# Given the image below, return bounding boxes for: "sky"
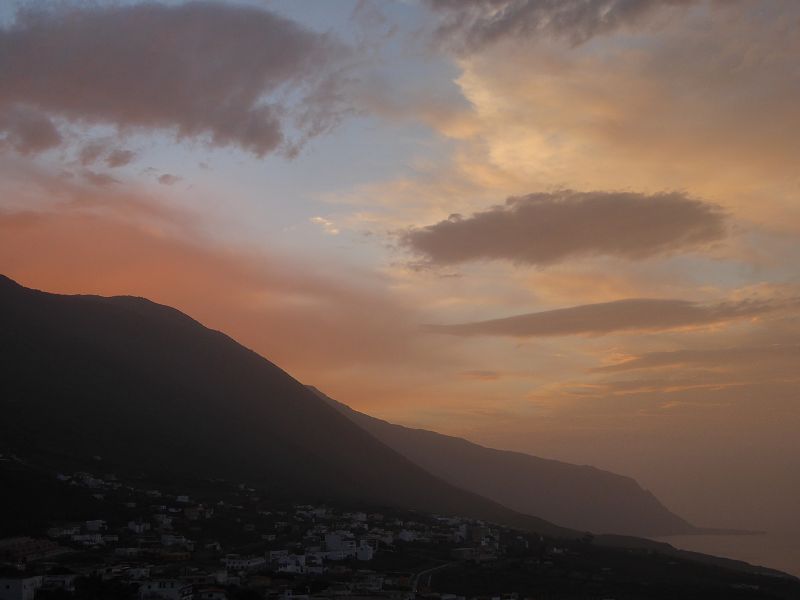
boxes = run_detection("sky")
[1,0,799,534]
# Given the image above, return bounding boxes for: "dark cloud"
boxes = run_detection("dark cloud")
[82,170,119,187]
[401,190,726,266]
[78,142,106,166]
[424,297,788,338]
[0,2,349,157]
[158,174,181,186]
[106,148,136,168]
[0,105,62,154]
[426,0,699,51]
[78,141,135,168]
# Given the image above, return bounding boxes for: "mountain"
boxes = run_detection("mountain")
[0,275,575,538]
[316,389,696,536]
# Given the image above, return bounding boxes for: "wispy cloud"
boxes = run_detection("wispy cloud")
[310,216,340,235]
[594,343,800,373]
[425,297,792,338]
[158,173,181,186]
[426,0,701,51]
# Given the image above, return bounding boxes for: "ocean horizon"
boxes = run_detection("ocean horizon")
[657,531,800,579]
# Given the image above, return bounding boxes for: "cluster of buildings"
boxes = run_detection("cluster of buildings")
[0,466,529,600]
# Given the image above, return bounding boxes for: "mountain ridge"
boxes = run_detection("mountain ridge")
[0,274,576,538]
[312,387,697,537]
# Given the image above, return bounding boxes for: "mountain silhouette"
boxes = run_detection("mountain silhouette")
[314,388,696,536]
[0,275,575,537]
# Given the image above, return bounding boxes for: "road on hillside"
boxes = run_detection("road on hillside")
[411,561,455,592]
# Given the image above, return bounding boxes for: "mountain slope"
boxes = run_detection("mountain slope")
[316,389,695,536]
[0,275,575,537]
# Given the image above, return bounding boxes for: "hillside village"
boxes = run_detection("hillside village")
[0,456,530,600]
[2,454,798,600]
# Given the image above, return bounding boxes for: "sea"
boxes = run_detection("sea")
[656,531,800,578]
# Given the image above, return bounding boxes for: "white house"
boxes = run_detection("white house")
[397,530,416,542]
[324,533,356,557]
[223,554,266,572]
[43,574,79,592]
[276,554,306,574]
[128,521,151,534]
[160,534,190,548]
[84,519,107,532]
[356,542,374,561]
[268,549,288,563]
[47,523,81,538]
[125,567,151,581]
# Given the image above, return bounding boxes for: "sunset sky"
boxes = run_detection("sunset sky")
[1,0,799,533]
